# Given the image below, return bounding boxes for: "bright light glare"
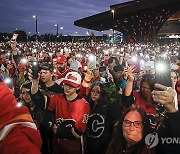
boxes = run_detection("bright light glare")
[132,56,137,62]
[104,50,109,55]
[76,53,82,58]
[33,62,38,66]
[140,59,145,64]
[4,78,11,84]
[88,54,95,62]
[155,62,166,72]
[140,53,143,57]
[111,48,114,52]
[145,54,149,59]
[32,49,37,53]
[84,66,87,71]
[21,58,28,64]
[17,102,22,107]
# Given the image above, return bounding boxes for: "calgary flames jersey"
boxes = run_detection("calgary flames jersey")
[47,94,90,133]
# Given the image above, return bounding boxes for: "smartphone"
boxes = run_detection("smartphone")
[133,62,140,73]
[88,54,96,70]
[11,33,18,42]
[32,61,39,79]
[155,59,172,87]
[128,61,140,73]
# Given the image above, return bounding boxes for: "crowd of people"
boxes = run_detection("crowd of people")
[0,39,179,154]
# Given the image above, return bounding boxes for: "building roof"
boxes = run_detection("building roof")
[74,0,180,42]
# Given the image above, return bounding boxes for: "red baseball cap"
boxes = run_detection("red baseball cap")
[57,55,67,64]
[62,72,81,88]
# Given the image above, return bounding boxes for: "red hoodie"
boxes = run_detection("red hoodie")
[0,82,42,154]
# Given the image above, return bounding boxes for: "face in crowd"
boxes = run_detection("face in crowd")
[90,85,101,103]
[57,62,67,73]
[21,87,31,103]
[140,82,152,100]
[122,111,144,146]
[40,69,53,83]
[140,75,154,101]
[92,68,99,79]
[63,83,78,97]
[171,71,178,85]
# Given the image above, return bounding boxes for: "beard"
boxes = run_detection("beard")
[58,66,65,73]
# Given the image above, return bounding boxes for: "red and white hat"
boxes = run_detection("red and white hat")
[62,72,81,88]
[57,55,67,64]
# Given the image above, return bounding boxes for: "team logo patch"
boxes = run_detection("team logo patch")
[87,113,105,138]
[56,118,76,127]
[67,74,77,81]
[82,114,89,124]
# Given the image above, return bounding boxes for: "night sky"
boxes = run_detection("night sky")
[0,0,129,35]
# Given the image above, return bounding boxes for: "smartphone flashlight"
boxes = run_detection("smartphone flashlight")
[32,61,38,66]
[84,66,87,71]
[155,59,172,87]
[21,58,28,64]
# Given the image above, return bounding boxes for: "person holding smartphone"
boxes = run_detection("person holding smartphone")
[122,66,157,127]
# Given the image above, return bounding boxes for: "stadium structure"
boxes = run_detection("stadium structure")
[74,0,180,42]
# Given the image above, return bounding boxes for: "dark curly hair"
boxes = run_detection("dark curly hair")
[86,81,108,109]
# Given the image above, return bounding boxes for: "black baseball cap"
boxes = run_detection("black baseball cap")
[113,65,124,72]
[40,63,54,72]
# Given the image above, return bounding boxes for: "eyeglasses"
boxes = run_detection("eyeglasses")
[123,120,143,128]
[63,83,75,89]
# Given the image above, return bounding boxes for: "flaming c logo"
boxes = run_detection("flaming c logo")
[67,74,77,81]
[145,132,159,149]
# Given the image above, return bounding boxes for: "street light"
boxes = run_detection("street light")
[55,24,59,36]
[32,15,38,41]
[27,32,31,41]
[60,27,63,42]
[60,27,63,35]
[111,10,115,43]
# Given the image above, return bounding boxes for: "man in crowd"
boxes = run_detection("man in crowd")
[39,63,63,95]
[54,55,70,79]
[31,71,90,154]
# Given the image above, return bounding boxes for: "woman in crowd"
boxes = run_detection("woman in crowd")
[106,106,154,154]
[123,66,157,127]
[106,83,180,154]
[84,81,114,154]
[20,81,36,117]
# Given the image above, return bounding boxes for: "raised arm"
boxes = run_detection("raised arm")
[124,66,135,96]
